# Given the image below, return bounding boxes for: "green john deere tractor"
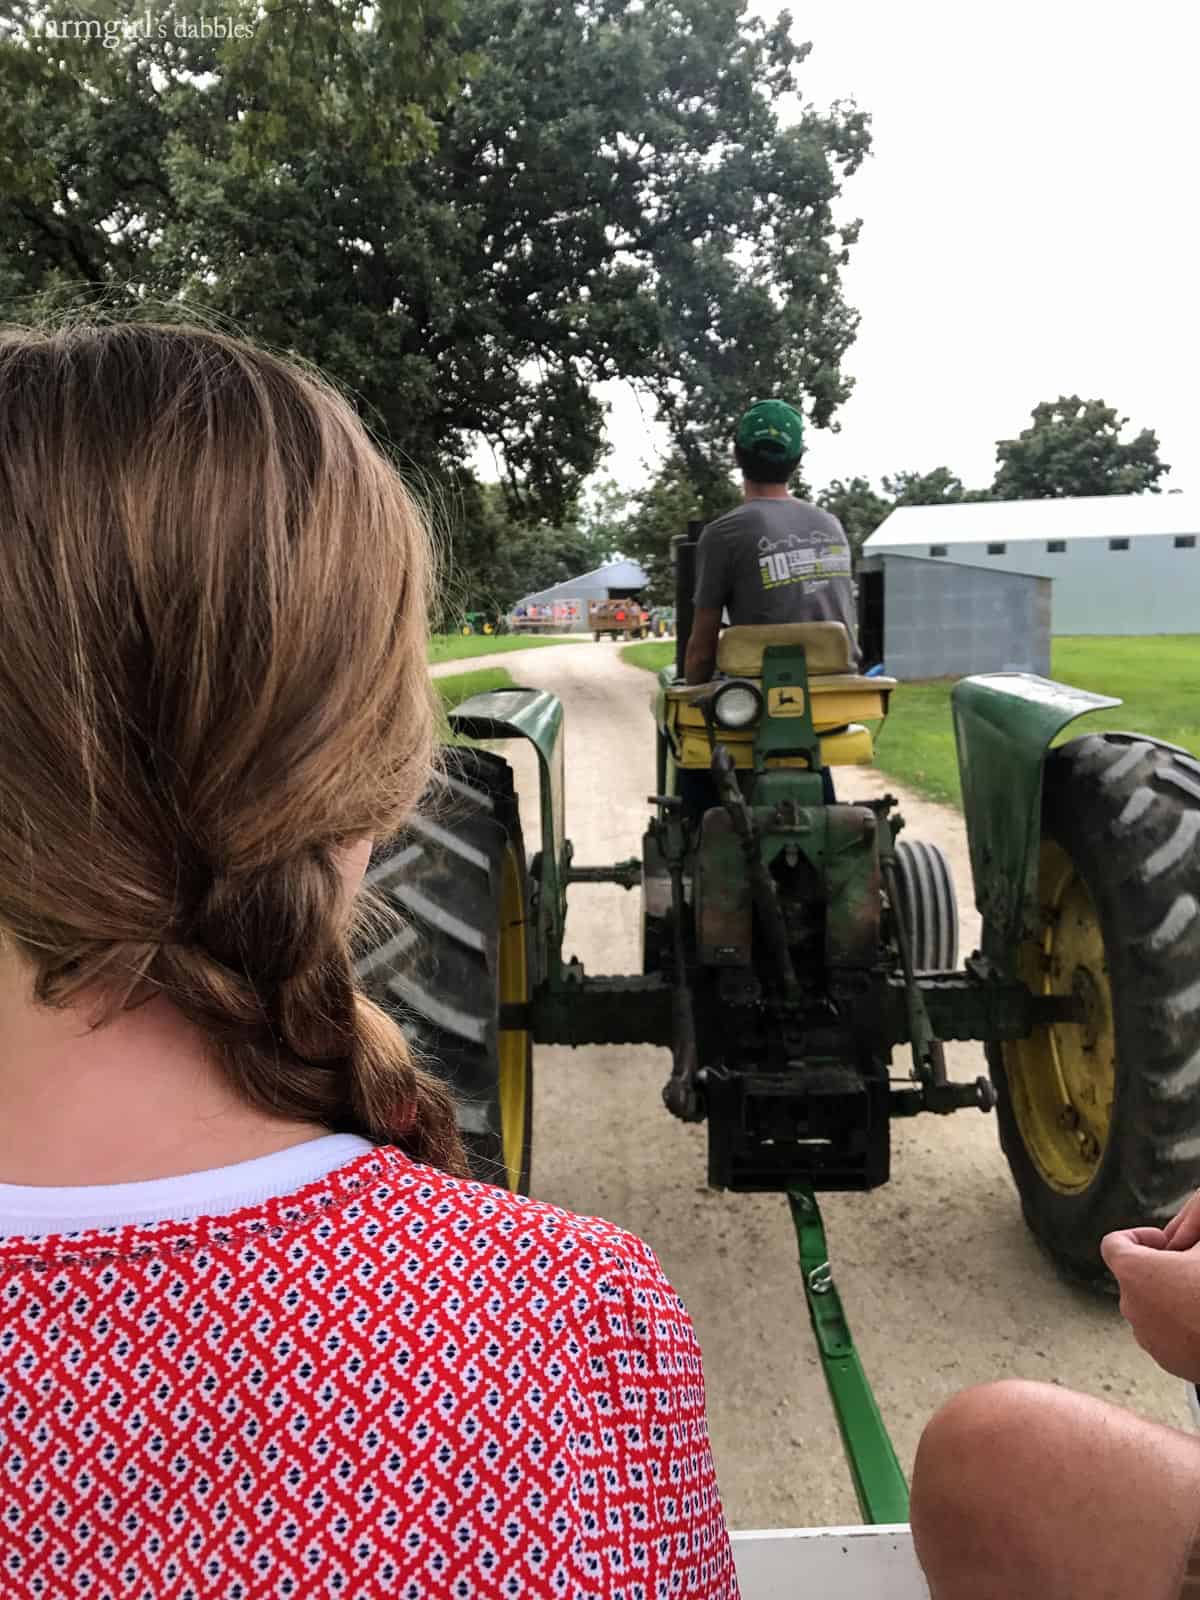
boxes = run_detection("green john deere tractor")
[458,609,508,636]
[355,529,1200,1517]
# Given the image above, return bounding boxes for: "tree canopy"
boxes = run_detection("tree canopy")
[815,477,892,558]
[882,467,975,506]
[993,396,1169,499]
[446,482,616,619]
[611,454,740,601]
[0,0,869,523]
[5,6,1170,604]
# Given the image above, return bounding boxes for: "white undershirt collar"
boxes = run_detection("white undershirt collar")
[0,1133,375,1239]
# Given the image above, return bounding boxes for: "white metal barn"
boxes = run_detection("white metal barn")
[863,493,1200,635]
[512,558,649,633]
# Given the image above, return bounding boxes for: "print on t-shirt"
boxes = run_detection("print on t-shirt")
[757,534,853,591]
[694,497,859,658]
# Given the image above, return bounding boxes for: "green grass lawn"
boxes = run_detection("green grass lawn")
[621,634,1200,809]
[428,633,580,664]
[436,665,516,707]
[620,640,675,673]
[435,666,515,742]
[874,636,1200,808]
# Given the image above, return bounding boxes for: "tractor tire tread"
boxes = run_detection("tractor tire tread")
[353,747,532,1191]
[990,731,1200,1285]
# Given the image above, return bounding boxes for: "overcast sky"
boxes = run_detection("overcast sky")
[594,0,1198,498]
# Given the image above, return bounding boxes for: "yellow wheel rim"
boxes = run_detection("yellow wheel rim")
[461,624,473,635]
[497,843,530,1191]
[483,623,494,634]
[1006,840,1115,1194]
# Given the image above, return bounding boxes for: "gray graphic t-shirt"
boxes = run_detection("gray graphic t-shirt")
[694,497,859,661]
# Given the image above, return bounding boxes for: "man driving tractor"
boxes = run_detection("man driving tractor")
[684,398,859,685]
[680,399,858,813]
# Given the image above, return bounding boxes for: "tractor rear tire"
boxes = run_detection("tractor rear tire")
[988,733,1200,1289]
[893,838,959,971]
[354,747,533,1194]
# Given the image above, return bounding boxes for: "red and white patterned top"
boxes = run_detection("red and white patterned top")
[0,1147,738,1599]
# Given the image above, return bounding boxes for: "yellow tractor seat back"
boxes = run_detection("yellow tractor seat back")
[665,675,894,733]
[661,620,894,771]
[716,621,853,678]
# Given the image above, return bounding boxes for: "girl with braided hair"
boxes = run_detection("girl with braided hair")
[0,324,736,1599]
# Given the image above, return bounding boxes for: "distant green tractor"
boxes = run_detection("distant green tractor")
[457,610,507,637]
[356,527,1200,1523]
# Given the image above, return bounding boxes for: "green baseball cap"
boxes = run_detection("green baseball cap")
[735,399,804,459]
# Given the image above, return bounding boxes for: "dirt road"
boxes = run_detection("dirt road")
[438,639,1189,1530]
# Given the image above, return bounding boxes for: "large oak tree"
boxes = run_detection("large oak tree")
[0,0,869,526]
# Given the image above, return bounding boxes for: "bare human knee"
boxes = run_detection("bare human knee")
[915,1379,1055,1490]
[913,1380,1200,1600]
[911,1380,1063,1580]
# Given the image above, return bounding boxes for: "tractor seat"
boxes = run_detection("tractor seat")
[716,622,853,678]
[661,621,894,765]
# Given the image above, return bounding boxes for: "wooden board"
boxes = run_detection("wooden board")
[731,1524,930,1599]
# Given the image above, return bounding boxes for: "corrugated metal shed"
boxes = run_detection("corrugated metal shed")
[859,553,1051,678]
[865,493,1198,547]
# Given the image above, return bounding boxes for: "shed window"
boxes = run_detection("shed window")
[1047,540,1067,554]
[929,544,947,557]
[1109,538,1130,551]
[986,543,1006,556]
[1175,535,1196,550]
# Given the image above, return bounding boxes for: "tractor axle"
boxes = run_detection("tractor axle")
[514,966,1080,1049]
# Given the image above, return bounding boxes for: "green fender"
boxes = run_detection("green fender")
[951,673,1120,970]
[448,687,567,983]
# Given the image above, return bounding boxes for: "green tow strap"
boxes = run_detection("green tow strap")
[788,1185,911,1524]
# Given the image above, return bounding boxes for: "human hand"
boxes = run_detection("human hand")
[1162,1190,1200,1252]
[1101,1227,1200,1382]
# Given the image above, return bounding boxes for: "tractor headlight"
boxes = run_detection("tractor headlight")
[712,680,762,729]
